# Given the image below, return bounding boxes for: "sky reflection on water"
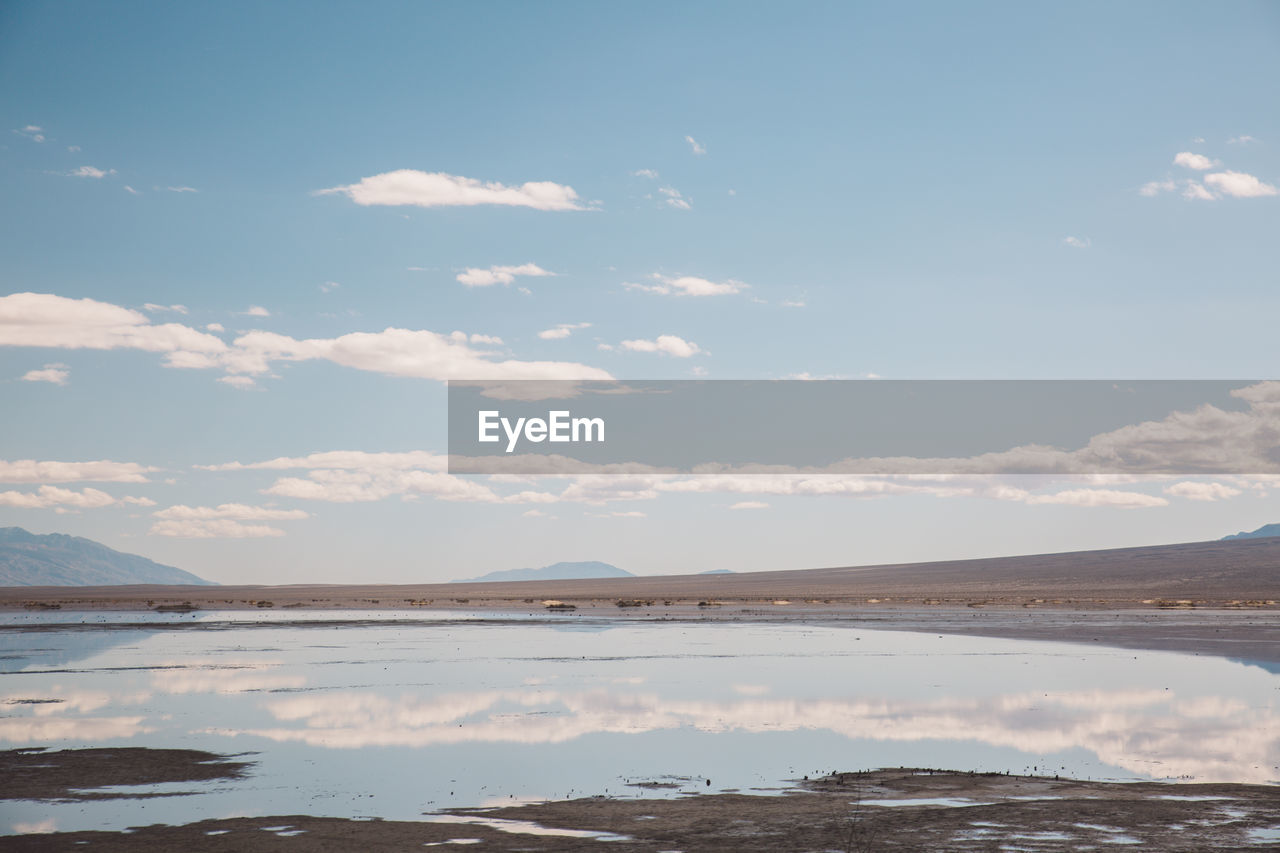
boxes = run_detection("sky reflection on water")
[1,611,1276,834]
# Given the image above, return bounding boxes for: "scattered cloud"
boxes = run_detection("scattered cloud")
[538,322,591,340]
[1021,488,1168,508]
[730,501,769,510]
[243,305,271,317]
[780,299,806,308]
[620,335,702,357]
[1227,135,1257,145]
[632,169,659,179]
[14,125,45,143]
[142,303,188,314]
[1203,170,1277,198]
[1164,481,1242,502]
[456,263,554,287]
[217,375,256,388]
[20,364,68,385]
[1062,236,1091,249]
[165,186,198,193]
[315,170,587,211]
[150,518,289,538]
[1139,179,1176,197]
[658,186,691,210]
[153,503,309,521]
[319,281,340,293]
[625,273,747,297]
[206,323,225,332]
[124,185,140,195]
[1182,181,1216,201]
[685,135,706,155]
[522,509,554,518]
[0,292,611,385]
[68,166,116,179]
[0,485,139,510]
[0,459,155,484]
[1173,151,1216,170]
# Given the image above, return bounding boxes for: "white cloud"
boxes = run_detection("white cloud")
[1021,488,1168,508]
[142,303,188,314]
[153,503,308,521]
[538,322,591,340]
[456,263,554,287]
[124,185,140,195]
[625,274,748,297]
[217,375,256,388]
[620,335,702,358]
[685,135,706,155]
[1182,181,1216,201]
[1062,236,1091,249]
[165,186,198,193]
[149,518,288,538]
[319,281,340,293]
[0,292,610,386]
[1164,481,1242,502]
[68,166,116,179]
[1203,170,1277,198]
[243,305,270,317]
[0,485,132,510]
[0,459,154,484]
[632,169,659,179]
[0,293,227,362]
[205,322,225,332]
[315,170,586,211]
[468,333,503,345]
[522,509,553,518]
[1139,179,1176,197]
[658,186,691,210]
[14,125,45,143]
[21,364,68,385]
[780,299,806,308]
[729,501,769,510]
[1173,152,1216,170]
[1227,135,1257,145]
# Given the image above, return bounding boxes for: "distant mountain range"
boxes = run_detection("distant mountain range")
[455,560,633,583]
[1222,523,1280,541]
[0,527,213,586]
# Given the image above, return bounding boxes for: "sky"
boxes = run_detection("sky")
[1,0,1278,584]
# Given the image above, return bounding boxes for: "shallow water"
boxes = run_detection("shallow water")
[1,610,1277,835]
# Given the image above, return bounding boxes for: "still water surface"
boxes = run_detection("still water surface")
[1,610,1276,834]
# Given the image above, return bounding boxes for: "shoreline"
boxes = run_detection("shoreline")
[4,599,1279,666]
[4,758,1278,851]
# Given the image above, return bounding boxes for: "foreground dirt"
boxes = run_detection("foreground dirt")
[0,748,250,802]
[4,766,1278,851]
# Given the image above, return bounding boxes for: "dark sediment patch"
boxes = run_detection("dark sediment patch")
[0,747,252,802]
[3,768,1279,851]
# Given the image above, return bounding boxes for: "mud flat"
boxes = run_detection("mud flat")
[3,756,1278,851]
[2,536,1278,668]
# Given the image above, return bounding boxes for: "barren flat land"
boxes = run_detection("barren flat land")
[3,537,1278,851]
[4,536,1278,662]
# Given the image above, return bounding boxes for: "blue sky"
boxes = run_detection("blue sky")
[2,1,1278,583]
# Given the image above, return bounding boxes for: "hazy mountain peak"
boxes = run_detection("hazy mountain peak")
[1222,523,1280,541]
[0,527,213,586]
[453,560,633,583]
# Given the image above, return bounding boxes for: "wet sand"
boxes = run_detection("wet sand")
[3,755,1278,851]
